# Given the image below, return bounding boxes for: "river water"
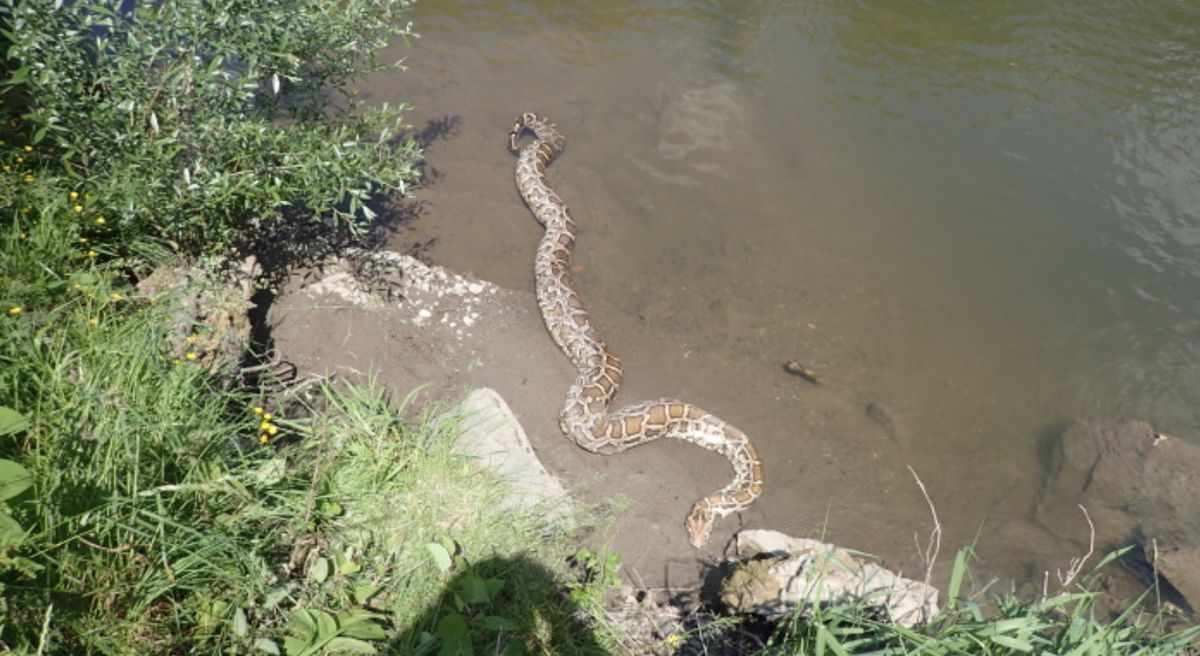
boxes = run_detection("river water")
[368,1,1200,588]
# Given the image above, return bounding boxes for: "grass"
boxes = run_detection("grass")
[0,181,611,654]
[2,3,1198,652]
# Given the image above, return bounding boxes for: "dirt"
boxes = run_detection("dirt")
[264,112,1013,596]
[265,154,940,600]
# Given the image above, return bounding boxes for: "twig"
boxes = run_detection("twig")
[36,603,53,656]
[908,466,942,588]
[1056,505,1094,589]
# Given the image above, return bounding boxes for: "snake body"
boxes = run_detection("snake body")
[508,112,763,548]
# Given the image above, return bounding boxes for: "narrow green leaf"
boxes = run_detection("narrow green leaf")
[0,459,33,501]
[325,636,377,653]
[425,543,452,573]
[310,557,330,583]
[233,607,249,638]
[0,407,30,437]
[0,514,26,547]
[254,638,281,655]
[991,634,1035,652]
[481,615,518,631]
[352,584,382,604]
[947,547,968,608]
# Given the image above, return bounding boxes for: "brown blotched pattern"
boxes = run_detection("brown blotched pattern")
[509,112,763,548]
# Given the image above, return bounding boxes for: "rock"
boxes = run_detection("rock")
[446,388,571,518]
[135,255,258,379]
[1040,418,1200,613]
[720,530,939,628]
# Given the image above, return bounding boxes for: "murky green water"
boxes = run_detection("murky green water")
[371,1,1200,584]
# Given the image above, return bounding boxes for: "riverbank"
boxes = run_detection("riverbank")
[4,2,1199,653]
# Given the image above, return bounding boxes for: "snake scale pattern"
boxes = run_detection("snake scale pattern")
[508,112,764,548]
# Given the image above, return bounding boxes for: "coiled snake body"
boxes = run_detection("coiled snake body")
[508,113,763,547]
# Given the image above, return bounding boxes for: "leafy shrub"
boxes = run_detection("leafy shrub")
[1,0,420,255]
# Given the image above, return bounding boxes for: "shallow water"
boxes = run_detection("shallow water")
[366,1,1200,585]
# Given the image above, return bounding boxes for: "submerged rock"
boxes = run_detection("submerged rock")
[1040,418,1200,613]
[720,530,939,628]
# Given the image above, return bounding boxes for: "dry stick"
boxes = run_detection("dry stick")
[908,466,942,588]
[1056,504,1095,589]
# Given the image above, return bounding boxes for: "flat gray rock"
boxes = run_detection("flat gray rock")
[448,387,571,517]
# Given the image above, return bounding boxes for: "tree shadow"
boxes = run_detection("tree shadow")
[387,554,610,655]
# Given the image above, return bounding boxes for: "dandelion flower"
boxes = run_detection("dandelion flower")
[266,424,279,436]
[252,406,264,415]
[258,434,269,443]
[262,413,272,420]
[7,307,21,315]
[259,421,271,431]
[185,352,198,361]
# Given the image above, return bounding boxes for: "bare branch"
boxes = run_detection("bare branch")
[1057,504,1095,589]
[908,466,942,588]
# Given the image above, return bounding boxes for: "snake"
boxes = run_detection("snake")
[508,112,764,548]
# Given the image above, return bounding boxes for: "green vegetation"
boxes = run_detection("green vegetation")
[757,548,1199,655]
[0,1,610,654]
[1,1,1197,655]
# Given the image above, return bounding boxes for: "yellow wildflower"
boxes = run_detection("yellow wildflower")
[7,307,21,315]
[22,145,31,152]
[259,421,271,431]
[69,191,79,201]
[185,352,198,361]
[14,156,22,163]
[664,635,682,649]
[78,237,88,244]
[266,424,279,436]
[2,165,9,172]
[18,232,26,239]
[88,317,99,326]
[258,434,269,443]
[95,217,106,225]
[23,174,34,183]
[262,413,272,420]
[73,204,83,213]
[252,406,264,415]
[20,206,30,213]
[186,334,198,343]
[86,250,98,258]
[109,292,123,301]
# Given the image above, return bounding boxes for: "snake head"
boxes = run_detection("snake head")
[685,502,714,549]
[508,112,541,152]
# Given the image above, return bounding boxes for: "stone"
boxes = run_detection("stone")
[447,388,571,518]
[1040,418,1200,613]
[721,530,939,628]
